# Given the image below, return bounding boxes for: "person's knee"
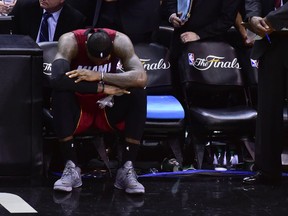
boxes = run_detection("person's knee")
[129,87,147,100]
[51,59,70,89]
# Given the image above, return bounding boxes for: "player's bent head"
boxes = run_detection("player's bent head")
[86,29,113,59]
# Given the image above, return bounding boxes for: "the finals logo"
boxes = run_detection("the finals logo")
[188,53,241,70]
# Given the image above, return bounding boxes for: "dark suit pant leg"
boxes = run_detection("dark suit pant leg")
[255,40,288,176]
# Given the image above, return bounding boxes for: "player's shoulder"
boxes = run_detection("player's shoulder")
[114,31,133,48]
[59,32,76,44]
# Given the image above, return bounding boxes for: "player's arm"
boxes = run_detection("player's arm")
[104,32,147,88]
[51,33,101,93]
[66,32,147,89]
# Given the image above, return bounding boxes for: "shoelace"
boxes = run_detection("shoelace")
[126,169,138,183]
[61,166,75,180]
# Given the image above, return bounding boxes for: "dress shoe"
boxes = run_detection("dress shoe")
[243,171,281,186]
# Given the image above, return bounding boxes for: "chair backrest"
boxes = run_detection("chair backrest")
[38,41,58,112]
[245,58,259,108]
[179,40,243,86]
[178,40,247,108]
[134,42,173,95]
[38,41,58,87]
[151,25,174,48]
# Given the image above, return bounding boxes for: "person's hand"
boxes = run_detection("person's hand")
[66,69,99,83]
[169,13,185,28]
[243,34,255,47]
[249,16,274,37]
[238,25,254,47]
[234,12,254,47]
[180,31,200,43]
[0,3,11,15]
[0,0,16,16]
[66,70,130,95]
[263,17,275,34]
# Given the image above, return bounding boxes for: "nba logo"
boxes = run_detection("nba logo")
[250,59,258,68]
[188,53,194,65]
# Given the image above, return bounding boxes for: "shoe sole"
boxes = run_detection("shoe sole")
[125,188,145,194]
[53,186,73,192]
[114,183,145,194]
[54,181,82,192]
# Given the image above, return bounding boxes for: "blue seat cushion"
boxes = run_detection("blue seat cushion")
[146,95,185,119]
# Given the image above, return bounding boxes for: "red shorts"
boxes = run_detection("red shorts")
[73,93,125,135]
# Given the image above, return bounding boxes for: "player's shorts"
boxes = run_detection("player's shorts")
[73,93,125,135]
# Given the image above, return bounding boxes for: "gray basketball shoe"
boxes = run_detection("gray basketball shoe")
[114,161,145,194]
[54,160,82,192]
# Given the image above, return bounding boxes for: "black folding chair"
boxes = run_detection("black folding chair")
[178,40,257,169]
[134,42,185,167]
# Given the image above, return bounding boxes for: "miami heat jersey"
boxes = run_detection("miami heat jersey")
[71,28,124,134]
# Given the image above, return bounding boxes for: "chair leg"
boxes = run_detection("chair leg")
[43,138,56,178]
[92,136,112,176]
[191,135,205,169]
[194,144,205,169]
[168,137,183,166]
[241,137,255,161]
